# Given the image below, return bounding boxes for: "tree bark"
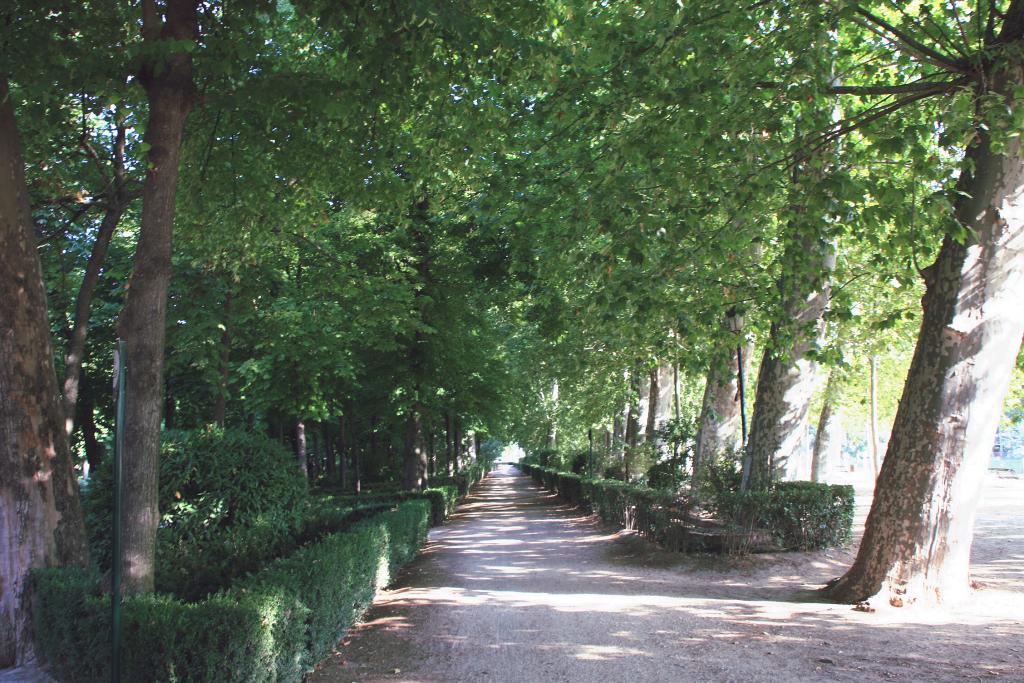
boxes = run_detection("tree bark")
[114,0,197,596]
[78,382,104,474]
[744,235,833,490]
[323,424,336,484]
[827,30,1024,604]
[338,414,348,490]
[811,369,843,483]
[868,355,881,478]
[294,419,307,476]
[212,290,231,428]
[693,342,751,486]
[444,412,453,476]
[61,199,126,437]
[402,405,428,490]
[644,367,659,442]
[0,76,89,666]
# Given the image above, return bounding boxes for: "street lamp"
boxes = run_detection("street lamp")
[726,307,747,447]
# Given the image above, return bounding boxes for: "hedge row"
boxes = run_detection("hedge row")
[520,463,854,552]
[33,499,432,683]
[522,464,685,548]
[159,499,397,601]
[711,481,855,550]
[315,484,460,528]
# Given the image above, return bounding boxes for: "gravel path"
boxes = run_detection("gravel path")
[309,465,1024,683]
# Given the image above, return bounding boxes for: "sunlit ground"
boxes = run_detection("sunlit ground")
[311,465,1024,682]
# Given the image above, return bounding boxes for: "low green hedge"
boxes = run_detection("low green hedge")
[421,485,459,525]
[711,481,855,550]
[521,464,684,547]
[32,499,432,683]
[159,499,396,601]
[520,463,853,552]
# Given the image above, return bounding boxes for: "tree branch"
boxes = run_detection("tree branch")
[845,4,968,73]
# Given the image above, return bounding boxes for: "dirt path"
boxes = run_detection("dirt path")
[309,465,1024,683]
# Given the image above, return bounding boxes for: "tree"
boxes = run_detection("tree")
[0,75,88,667]
[827,1,1024,605]
[115,0,198,595]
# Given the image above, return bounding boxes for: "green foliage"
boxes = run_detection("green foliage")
[32,500,431,683]
[421,486,460,525]
[521,463,686,549]
[711,482,855,551]
[522,462,853,553]
[83,428,307,573]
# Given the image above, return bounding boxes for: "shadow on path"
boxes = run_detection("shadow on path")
[308,465,1024,683]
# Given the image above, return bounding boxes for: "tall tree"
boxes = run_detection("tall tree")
[115,0,198,595]
[0,76,88,667]
[827,1,1024,605]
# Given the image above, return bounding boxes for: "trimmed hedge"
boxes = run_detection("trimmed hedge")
[711,481,855,550]
[520,463,853,552]
[33,499,432,683]
[159,499,396,601]
[521,464,685,547]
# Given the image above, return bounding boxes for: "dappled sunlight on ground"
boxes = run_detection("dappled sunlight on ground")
[309,465,1024,683]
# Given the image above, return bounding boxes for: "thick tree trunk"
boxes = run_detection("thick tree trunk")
[0,76,89,666]
[402,405,428,490]
[294,419,307,476]
[828,43,1024,605]
[744,234,833,490]
[811,369,843,483]
[114,0,197,596]
[693,343,751,486]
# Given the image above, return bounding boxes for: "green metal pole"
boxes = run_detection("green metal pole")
[111,339,126,683]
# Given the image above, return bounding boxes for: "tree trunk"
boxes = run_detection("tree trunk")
[323,424,336,485]
[811,369,843,483]
[402,405,428,490]
[78,384,104,474]
[444,412,453,476]
[827,39,1024,605]
[61,199,126,437]
[294,419,307,476]
[338,414,348,490]
[212,290,231,428]
[869,355,881,478]
[0,76,89,666]
[744,234,833,490]
[644,367,659,442]
[693,343,750,486]
[453,416,463,471]
[114,0,197,596]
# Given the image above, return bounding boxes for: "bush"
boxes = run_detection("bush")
[32,499,432,683]
[83,428,307,574]
[711,481,855,550]
[159,498,396,601]
[521,462,852,553]
[422,485,459,525]
[521,463,685,548]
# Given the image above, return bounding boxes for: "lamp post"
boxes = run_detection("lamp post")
[726,308,747,447]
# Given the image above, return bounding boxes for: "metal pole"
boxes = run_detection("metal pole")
[736,343,747,446]
[111,339,126,683]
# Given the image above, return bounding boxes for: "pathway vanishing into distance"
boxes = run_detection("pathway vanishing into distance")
[309,465,1024,683]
